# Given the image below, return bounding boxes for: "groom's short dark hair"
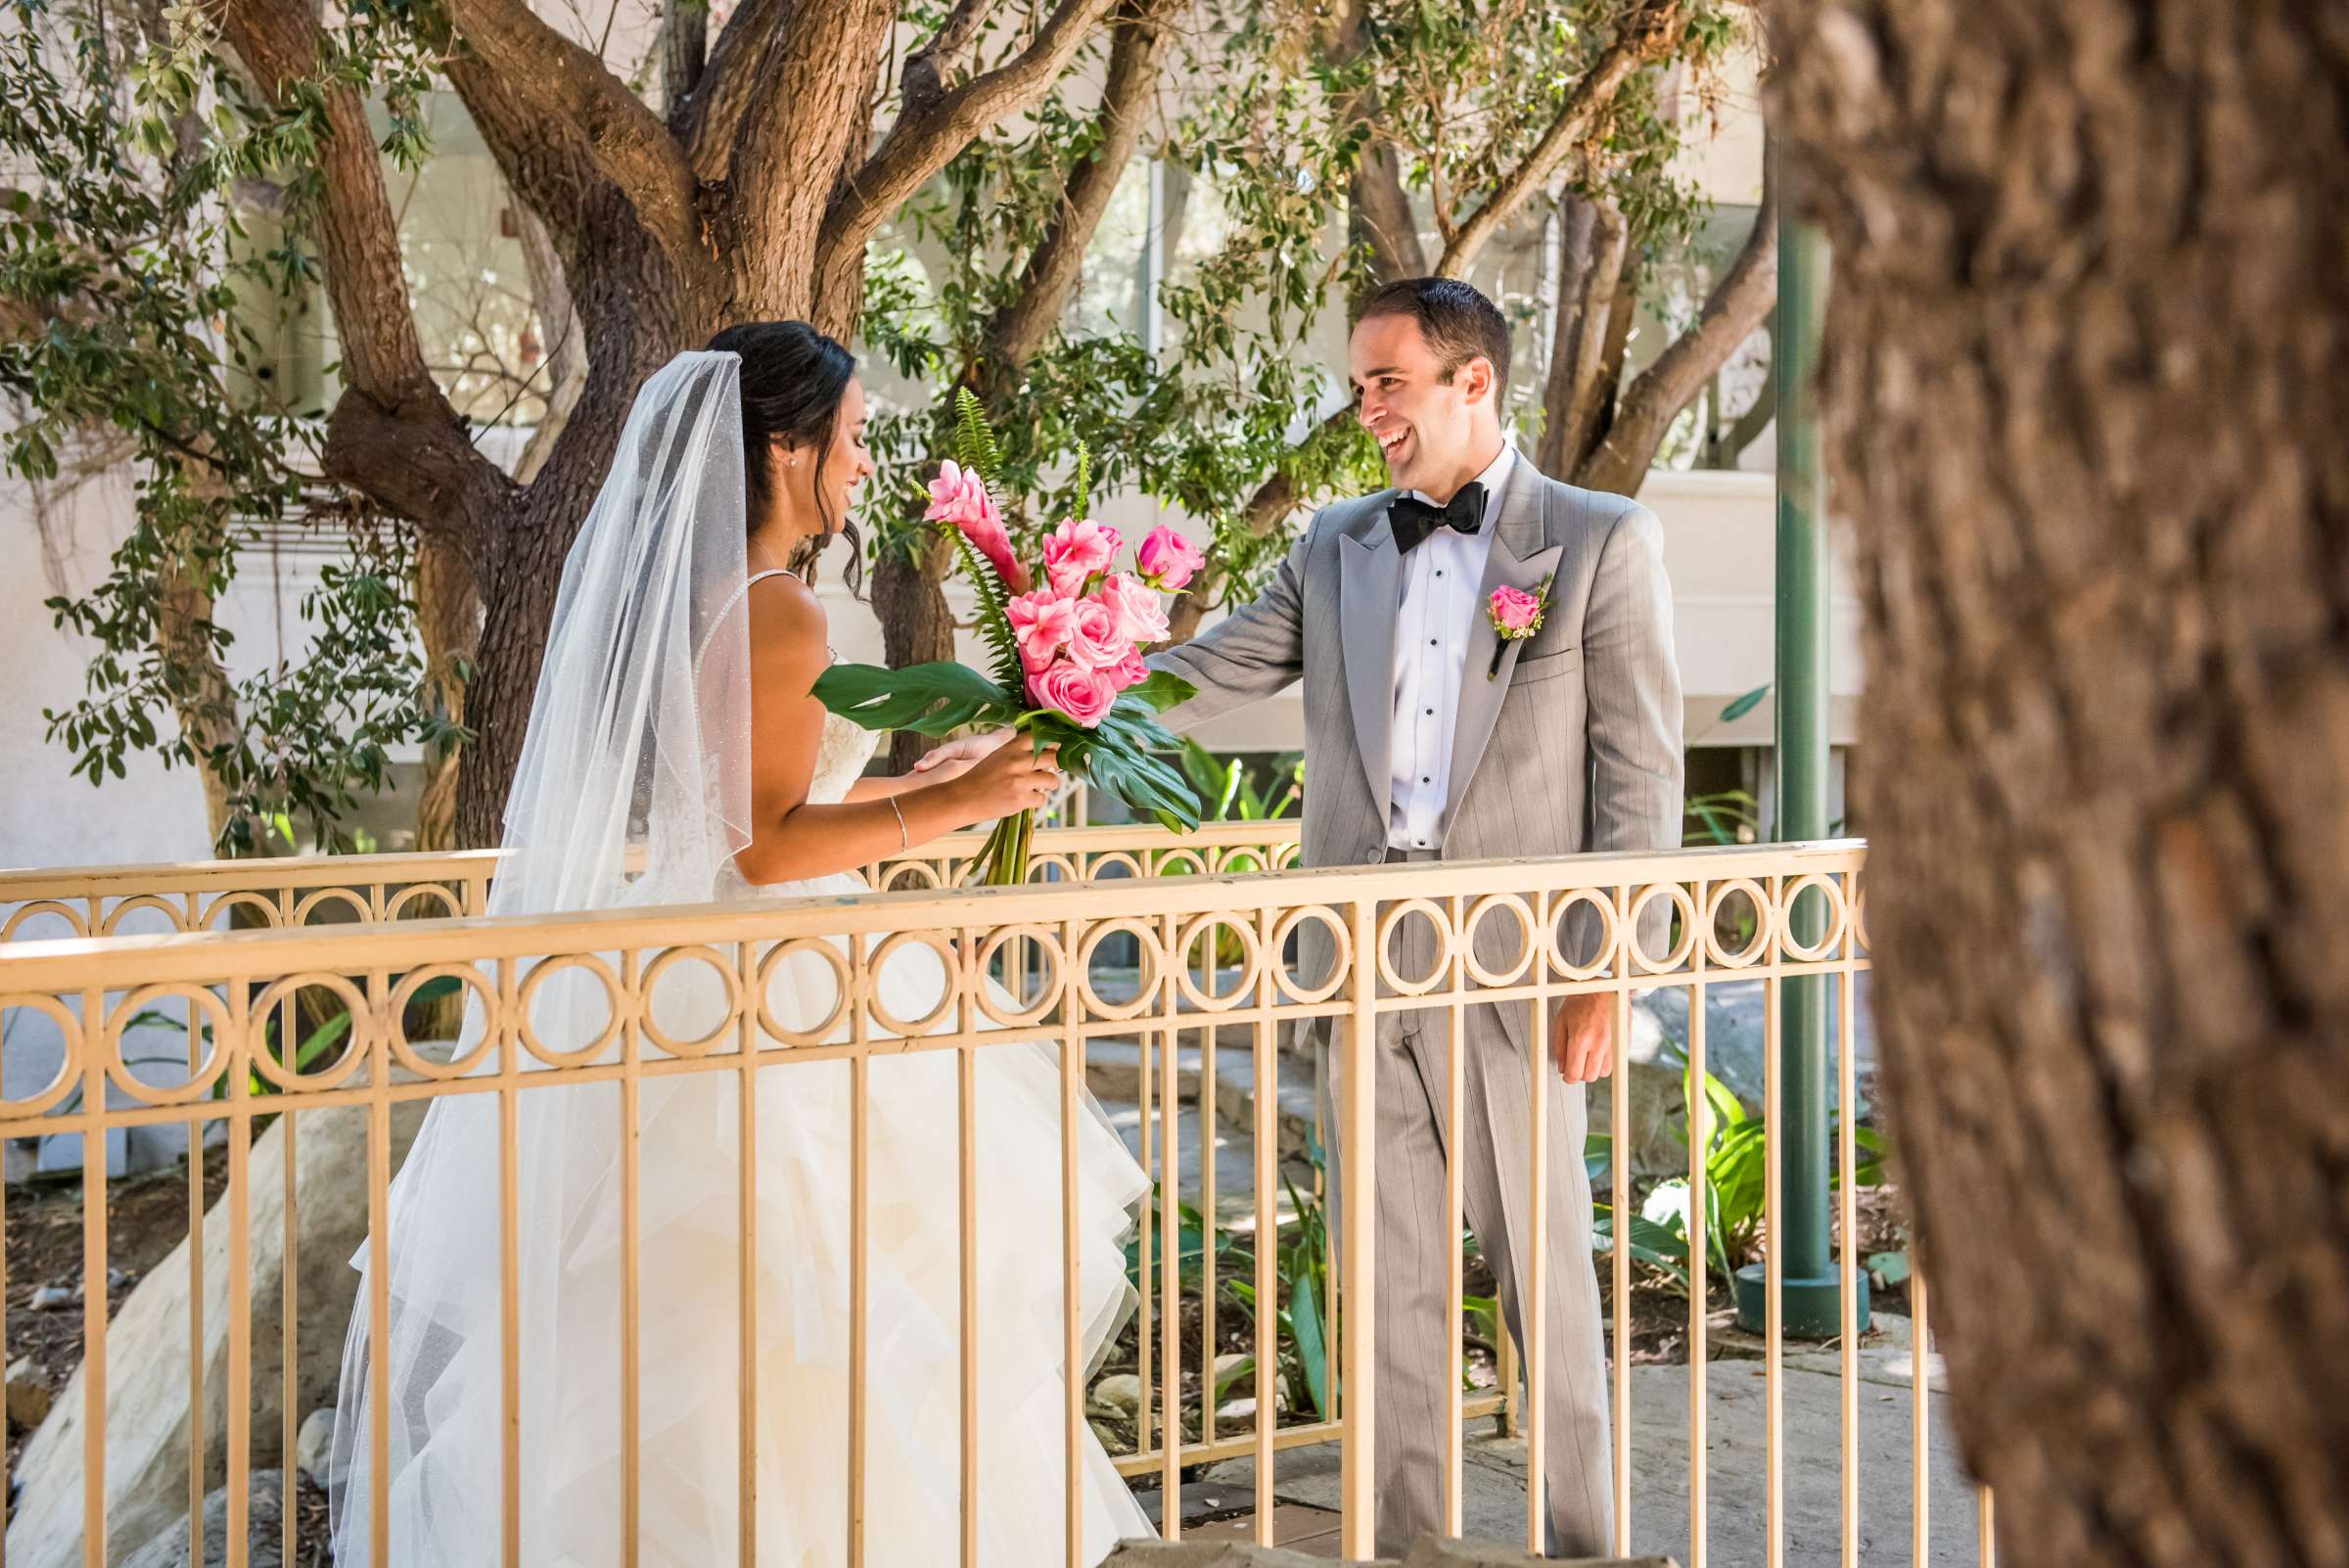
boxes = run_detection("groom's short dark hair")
[1357,277,1511,392]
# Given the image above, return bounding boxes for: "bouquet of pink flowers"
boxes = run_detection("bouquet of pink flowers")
[813,392,1208,884]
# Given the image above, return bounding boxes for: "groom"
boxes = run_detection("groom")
[1150,277,1683,1557]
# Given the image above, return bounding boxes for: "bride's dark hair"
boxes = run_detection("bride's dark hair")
[705,320,864,596]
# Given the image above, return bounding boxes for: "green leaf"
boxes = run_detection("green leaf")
[1720,684,1770,722]
[812,661,1014,737]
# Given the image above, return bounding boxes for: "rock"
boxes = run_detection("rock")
[7,1358,51,1428]
[6,1101,429,1568]
[1093,1372,1143,1415]
[117,1469,284,1568]
[294,1407,337,1487]
[28,1284,74,1312]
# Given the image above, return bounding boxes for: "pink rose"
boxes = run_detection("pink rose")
[1007,588,1080,672]
[1094,572,1170,646]
[1042,517,1122,596]
[1490,584,1544,636]
[1135,525,1205,591]
[1107,648,1149,692]
[1063,595,1126,673]
[1028,657,1118,729]
[925,460,1027,591]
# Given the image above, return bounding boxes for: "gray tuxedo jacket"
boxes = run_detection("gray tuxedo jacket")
[1150,455,1684,1046]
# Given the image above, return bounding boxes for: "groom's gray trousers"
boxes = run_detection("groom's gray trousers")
[1315,847,1613,1561]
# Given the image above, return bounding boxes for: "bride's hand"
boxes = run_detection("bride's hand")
[910,727,1014,782]
[944,741,1061,824]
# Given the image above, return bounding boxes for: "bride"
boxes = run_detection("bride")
[328,326,1155,1566]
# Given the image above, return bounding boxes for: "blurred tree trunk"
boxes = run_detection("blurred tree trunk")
[1773,3,2349,1564]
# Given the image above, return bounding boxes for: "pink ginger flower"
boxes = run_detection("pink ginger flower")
[926,460,1027,591]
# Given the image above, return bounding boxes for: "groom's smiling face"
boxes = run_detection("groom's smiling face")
[1348,312,1498,500]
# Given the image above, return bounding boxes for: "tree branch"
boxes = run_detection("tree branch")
[438,0,700,262]
[677,0,785,177]
[660,0,708,118]
[726,0,898,320]
[1354,140,1429,287]
[1437,0,1683,276]
[1579,163,1777,494]
[984,0,1177,377]
[806,0,1125,317]
[208,0,510,541]
[1538,195,1628,476]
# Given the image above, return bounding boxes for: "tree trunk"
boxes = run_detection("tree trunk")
[874,531,960,771]
[1538,195,1627,480]
[409,535,477,855]
[1772,5,2349,1566]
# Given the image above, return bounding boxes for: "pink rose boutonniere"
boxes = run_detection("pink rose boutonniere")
[1487,576,1553,679]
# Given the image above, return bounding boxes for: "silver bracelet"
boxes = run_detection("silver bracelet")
[887,795,909,851]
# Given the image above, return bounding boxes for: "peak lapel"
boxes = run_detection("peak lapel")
[1448,466,1564,817]
[1340,504,1402,812]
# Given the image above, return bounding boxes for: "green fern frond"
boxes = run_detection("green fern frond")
[952,387,1005,487]
[1071,441,1091,516]
[944,524,1027,695]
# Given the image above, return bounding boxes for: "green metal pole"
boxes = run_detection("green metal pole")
[1736,141,1865,1339]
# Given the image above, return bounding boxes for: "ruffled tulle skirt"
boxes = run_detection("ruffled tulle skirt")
[331,872,1154,1566]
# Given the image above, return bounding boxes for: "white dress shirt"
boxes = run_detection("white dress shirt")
[1388,442,1516,850]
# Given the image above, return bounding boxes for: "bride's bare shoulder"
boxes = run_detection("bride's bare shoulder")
[745,571,828,676]
[752,570,836,647]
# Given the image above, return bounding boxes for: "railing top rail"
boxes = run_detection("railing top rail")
[0,838,1866,992]
[0,819,1305,902]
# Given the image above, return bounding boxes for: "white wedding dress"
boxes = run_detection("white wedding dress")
[329,352,1154,1567]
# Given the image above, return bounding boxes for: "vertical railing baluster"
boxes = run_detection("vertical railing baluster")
[82,982,108,1568]
[1062,914,1086,1568]
[188,988,207,1566]
[958,940,980,1568]
[1765,899,1785,1568]
[1525,898,1551,1555]
[225,989,253,1568]
[1612,882,1634,1557]
[620,950,643,1568]
[849,945,871,1568]
[1156,911,1181,1532]
[1338,896,1378,1563]
[1251,902,1276,1546]
[737,938,760,1568]
[367,970,393,1568]
[1840,900,1861,1568]
[1688,890,1711,1568]
[1913,1270,1931,1566]
[1444,895,1466,1539]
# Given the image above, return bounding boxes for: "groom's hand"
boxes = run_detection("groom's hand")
[1548,992,1615,1084]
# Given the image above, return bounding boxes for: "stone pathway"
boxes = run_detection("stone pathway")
[1174,1341,1984,1568]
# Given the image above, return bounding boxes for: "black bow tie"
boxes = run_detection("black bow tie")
[1389,483,1487,553]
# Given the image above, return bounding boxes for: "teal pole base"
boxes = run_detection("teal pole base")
[1732,1261,1870,1341]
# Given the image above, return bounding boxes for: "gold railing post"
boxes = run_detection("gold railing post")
[1338,896,1378,1561]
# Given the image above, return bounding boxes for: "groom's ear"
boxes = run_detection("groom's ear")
[1455,353,1497,407]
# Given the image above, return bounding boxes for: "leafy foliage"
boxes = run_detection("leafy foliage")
[2,0,460,853]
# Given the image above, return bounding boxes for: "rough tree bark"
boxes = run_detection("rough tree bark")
[1772,4,2349,1565]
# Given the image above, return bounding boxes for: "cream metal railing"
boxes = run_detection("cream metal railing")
[0,838,1987,1567]
[0,820,1306,942]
